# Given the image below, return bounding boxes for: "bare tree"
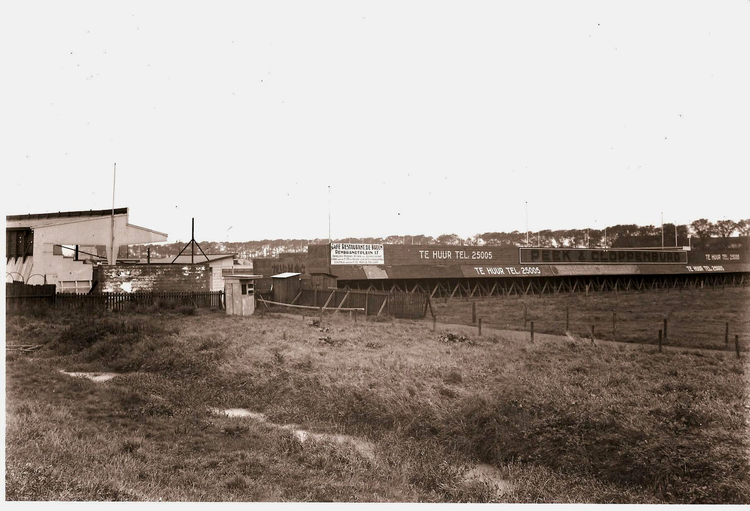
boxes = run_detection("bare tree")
[714,219,737,238]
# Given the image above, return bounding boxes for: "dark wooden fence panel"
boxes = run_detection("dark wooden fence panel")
[6,282,57,297]
[6,283,57,311]
[6,291,224,312]
[389,292,428,319]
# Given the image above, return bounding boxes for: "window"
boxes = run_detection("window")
[6,228,33,259]
[241,282,254,295]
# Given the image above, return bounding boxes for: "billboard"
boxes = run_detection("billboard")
[520,248,688,265]
[331,243,385,265]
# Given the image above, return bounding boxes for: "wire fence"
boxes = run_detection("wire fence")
[432,294,747,352]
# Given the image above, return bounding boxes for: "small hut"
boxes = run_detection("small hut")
[307,272,338,290]
[271,272,301,304]
[224,274,261,316]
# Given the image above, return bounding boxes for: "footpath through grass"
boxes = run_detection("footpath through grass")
[5,306,750,503]
[432,286,750,351]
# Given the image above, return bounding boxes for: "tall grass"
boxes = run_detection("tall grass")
[6,307,749,502]
[432,286,750,350]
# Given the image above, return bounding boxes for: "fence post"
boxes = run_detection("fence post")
[565,306,569,332]
[725,322,729,345]
[472,302,477,324]
[591,324,595,344]
[433,315,436,332]
[530,320,534,342]
[478,317,482,336]
[319,306,323,326]
[365,290,369,316]
[658,329,662,352]
[612,311,616,341]
[736,335,741,359]
[663,318,668,342]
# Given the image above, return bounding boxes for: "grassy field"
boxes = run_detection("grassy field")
[432,286,750,351]
[5,305,750,503]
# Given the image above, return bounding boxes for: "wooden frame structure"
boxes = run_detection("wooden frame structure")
[335,272,748,299]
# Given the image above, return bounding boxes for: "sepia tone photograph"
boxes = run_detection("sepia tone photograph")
[3,0,749,506]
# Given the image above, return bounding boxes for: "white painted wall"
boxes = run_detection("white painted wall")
[6,213,167,291]
[209,258,235,292]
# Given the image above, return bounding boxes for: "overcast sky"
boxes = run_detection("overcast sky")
[3,1,749,243]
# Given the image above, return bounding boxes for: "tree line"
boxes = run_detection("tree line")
[132,218,749,259]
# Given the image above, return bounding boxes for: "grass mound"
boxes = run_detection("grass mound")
[46,315,227,376]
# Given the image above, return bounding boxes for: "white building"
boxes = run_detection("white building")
[6,207,167,293]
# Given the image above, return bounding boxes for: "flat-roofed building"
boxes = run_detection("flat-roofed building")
[6,207,167,293]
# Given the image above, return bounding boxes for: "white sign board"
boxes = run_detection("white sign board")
[331,243,385,265]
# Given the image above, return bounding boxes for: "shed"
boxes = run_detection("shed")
[224,274,262,316]
[307,272,338,290]
[272,272,301,304]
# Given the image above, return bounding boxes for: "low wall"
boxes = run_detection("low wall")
[95,264,212,293]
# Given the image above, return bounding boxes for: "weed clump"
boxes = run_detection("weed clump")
[51,318,174,356]
[439,333,470,343]
[367,315,391,323]
[443,370,463,384]
[225,475,249,490]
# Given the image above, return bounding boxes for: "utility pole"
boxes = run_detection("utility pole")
[525,201,529,246]
[661,212,664,249]
[328,185,331,246]
[110,163,116,265]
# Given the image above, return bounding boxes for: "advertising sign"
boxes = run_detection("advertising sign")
[331,243,385,265]
[520,248,688,264]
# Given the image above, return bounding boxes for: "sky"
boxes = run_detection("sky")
[3,1,749,244]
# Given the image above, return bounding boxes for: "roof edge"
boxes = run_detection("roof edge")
[6,207,129,222]
[126,222,168,239]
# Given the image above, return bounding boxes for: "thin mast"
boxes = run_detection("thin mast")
[110,163,116,265]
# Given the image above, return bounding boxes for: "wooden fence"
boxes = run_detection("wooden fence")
[6,290,224,312]
[5,282,56,310]
[259,288,433,319]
